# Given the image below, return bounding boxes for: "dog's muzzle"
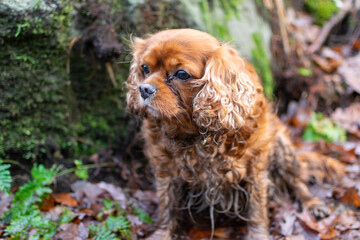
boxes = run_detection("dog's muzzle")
[139,83,157,100]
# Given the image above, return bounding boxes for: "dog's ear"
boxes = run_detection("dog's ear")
[126,37,146,115]
[193,45,264,132]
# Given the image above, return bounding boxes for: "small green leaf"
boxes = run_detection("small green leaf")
[89,224,120,240]
[298,67,312,77]
[132,207,154,224]
[74,160,88,180]
[303,112,346,142]
[60,207,74,225]
[105,215,131,233]
[103,199,114,210]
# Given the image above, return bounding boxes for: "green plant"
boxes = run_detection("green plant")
[89,224,121,240]
[0,159,11,194]
[251,32,274,100]
[132,207,154,224]
[106,215,131,236]
[2,164,71,240]
[303,112,346,142]
[305,0,339,25]
[74,159,89,180]
[88,210,132,240]
[298,67,313,77]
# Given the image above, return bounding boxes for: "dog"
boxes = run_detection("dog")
[126,29,344,239]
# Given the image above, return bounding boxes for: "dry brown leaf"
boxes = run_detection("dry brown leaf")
[285,234,306,240]
[0,192,12,216]
[214,228,232,239]
[97,182,127,209]
[313,55,334,72]
[40,194,56,211]
[88,153,99,163]
[51,193,78,207]
[331,103,360,137]
[54,223,88,240]
[353,40,360,50]
[297,211,319,233]
[188,228,211,239]
[71,181,104,204]
[319,227,336,239]
[339,187,360,207]
[337,53,360,94]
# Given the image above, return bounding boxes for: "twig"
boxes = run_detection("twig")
[105,62,118,88]
[75,137,96,147]
[2,159,31,174]
[307,0,353,54]
[274,0,290,55]
[56,162,116,178]
[66,36,81,74]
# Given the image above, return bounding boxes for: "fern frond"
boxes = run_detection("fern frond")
[0,160,11,194]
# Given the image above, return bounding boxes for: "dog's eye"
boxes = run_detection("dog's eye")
[142,64,150,74]
[175,70,191,81]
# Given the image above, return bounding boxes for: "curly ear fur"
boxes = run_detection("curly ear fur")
[193,45,263,132]
[126,37,146,115]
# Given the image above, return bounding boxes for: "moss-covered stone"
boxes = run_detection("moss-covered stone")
[0,0,129,162]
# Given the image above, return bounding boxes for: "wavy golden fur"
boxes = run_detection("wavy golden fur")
[126,29,344,240]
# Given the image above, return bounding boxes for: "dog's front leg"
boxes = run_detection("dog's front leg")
[146,177,179,240]
[246,170,270,240]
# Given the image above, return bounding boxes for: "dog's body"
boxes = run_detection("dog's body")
[126,29,343,239]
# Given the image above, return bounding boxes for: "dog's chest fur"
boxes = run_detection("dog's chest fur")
[141,117,275,219]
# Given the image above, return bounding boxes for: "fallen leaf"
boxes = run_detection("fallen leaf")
[297,211,319,233]
[313,55,334,72]
[0,192,13,215]
[337,53,360,94]
[88,153,99,163]
[319,227,336,239]
[188,228,211,239]
[51,193,78,207]
[338,187,360,207]
[54,222,88,240]
[285,234,306,240]
[40,194,55,211]
[280,212,297,236]
[331,103,360,137]
[354,40,360,50]
[97,182,127,209]
[71,181,104,204]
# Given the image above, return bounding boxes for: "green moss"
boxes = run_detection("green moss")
[199,0,243,41]
[305,0,339,26]
[0,0,129,162]
[0,0,73,39]
[0,35,71,160]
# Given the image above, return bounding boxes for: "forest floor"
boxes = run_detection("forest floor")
[3,102,360,240]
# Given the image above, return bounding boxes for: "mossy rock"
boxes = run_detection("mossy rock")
[0,0,128,162]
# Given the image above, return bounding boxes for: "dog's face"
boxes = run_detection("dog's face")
[127,29,265,133]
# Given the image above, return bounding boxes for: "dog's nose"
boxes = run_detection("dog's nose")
[139,83,157,100]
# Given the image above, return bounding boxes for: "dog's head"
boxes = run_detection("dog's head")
[127,29,265,134]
